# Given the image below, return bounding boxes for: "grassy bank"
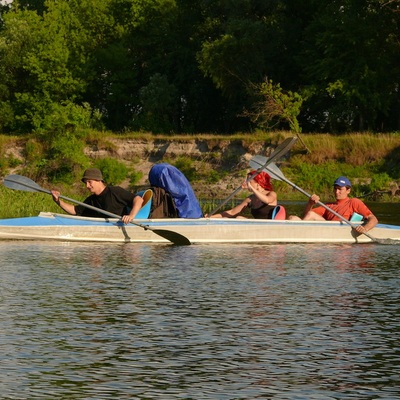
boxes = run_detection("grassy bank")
[1,131,400,219]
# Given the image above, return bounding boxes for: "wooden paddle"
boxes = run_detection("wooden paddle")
[3,174,191,245]
[208,136,298,216]
[250,159,398,245]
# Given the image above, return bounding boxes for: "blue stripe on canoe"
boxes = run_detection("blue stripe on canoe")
[0,216,121,227]
[1,214,399,231]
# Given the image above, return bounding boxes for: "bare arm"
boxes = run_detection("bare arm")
[121,195,144,224]
[51,190,77,215]
[206,198,251,218]
[355,213,378,234]
[302,194,319,217]
[247,181,277,205]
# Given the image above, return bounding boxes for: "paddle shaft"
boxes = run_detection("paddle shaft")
[208,137,297,216]
[264,166,379,242]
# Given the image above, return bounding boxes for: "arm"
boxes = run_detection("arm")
[206,198,251,218]
[302,194,320,217]
[355,213,378,234]
[247,181,277,205]
[121,195,144,224]
[51,190,77,215]
[351,198,378,233]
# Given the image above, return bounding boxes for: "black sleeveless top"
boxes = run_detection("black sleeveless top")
[250,202,276,219]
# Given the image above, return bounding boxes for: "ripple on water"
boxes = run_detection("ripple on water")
[0,241,399,398]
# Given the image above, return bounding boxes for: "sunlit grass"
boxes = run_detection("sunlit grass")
[0,185,86,219]
[1,131,400,219]
[96,129,294,143]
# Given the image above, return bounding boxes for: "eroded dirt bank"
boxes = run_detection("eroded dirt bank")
[85,137,287,198]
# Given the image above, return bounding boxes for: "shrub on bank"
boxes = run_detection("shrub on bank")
[0,131,399,219]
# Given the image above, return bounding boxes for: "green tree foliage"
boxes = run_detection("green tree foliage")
[12,0,47,15]
[0,1,92,133]
[0,0,398,135]
[300,0,400,132]
[245,79,304,133]
[134,73,178,133]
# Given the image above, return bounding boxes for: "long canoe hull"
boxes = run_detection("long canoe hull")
[0,212,400,244]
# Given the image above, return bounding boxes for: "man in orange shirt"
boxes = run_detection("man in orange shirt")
[289,176,378,234]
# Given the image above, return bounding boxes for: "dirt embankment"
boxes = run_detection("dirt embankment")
[5,137,287,198]
[85,138,286,198]
[5,136,400,199]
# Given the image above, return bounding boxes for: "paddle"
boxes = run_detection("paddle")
[250,159,398,245]
[3,174,191,245]
[208,136,298,216]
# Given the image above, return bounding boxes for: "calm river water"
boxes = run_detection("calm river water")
[1,203,400,399]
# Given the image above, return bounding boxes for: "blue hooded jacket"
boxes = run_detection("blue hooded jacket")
[149,163,203,218]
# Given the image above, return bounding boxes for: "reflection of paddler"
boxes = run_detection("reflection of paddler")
[206,171,285,219]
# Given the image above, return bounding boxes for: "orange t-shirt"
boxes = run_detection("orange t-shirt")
[312,198,373,221]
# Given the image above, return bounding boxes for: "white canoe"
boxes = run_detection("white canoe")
[0,212,400,244]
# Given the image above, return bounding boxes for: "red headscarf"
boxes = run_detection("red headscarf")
[248,171,273,191]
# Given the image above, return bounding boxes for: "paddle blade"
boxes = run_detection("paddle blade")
[152,229,191,245]
[249,157,283,181]
[3,174,48,193]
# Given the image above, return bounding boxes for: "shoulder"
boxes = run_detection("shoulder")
[350,197,373,213]
[349,197,368,208]
[349,197,363,204]
[108,185,130,194]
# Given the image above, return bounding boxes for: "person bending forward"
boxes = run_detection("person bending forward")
[51,168,143,224]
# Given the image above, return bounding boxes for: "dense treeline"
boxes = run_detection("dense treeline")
[0,0,399,135]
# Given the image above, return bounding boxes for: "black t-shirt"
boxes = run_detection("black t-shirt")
[75,186,136,218]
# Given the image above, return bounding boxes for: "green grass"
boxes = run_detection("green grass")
[0,185,86,219]
[1,130,400,218]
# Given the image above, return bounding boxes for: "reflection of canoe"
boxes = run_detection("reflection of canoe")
[1,212,400,244]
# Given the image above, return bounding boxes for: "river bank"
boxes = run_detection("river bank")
[2,132,400,200]
[79,134,400,200]
[86,136,291,198]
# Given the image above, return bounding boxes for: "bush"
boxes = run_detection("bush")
[129,170,144,187]
[93,158,129,185]
[172,157,196,182]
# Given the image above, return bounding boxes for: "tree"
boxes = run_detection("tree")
[243,78,309,151]
[301,0,400,132]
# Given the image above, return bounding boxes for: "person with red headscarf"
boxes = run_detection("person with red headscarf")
[207,171,278,219]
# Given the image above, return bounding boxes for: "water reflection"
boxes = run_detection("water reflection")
[0,241,399,399]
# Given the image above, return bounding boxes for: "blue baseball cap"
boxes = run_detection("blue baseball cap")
[333,176,351,187]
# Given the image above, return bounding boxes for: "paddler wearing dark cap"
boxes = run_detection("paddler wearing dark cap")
[51,168,143,224]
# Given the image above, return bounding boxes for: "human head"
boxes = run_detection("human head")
[333,176,351,200]
[81,168,104,183]
[248,171,273,191]
[333,176,351,189]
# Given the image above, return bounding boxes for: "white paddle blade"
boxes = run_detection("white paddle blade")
[248,156,283,181]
